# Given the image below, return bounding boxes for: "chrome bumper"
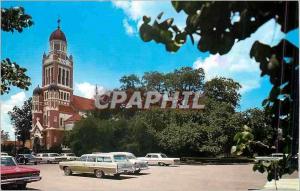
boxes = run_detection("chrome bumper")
[117,167,133,174]
[135,165,149,171]
[1,175,42,185]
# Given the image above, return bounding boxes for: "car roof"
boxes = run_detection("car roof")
[1,155,12,158]
[81,153,113,157]
[110,152,133,155]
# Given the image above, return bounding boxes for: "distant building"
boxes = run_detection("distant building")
[31,20,95,150]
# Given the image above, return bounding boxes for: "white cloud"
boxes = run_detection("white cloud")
[1,92,27,139]
[75,82,105,99]
[123,19,135,36]
[193,19,285,93]
[112,1,187,35]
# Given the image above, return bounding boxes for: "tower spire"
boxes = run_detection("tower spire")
[57,17,61,29]
[95,84,98,96]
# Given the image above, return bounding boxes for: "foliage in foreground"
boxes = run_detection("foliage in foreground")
[139,1,298,180]
[1,7,33,94]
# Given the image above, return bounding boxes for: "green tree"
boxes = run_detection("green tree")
[204,99,242,156]
[242,108,274,147]
[68,117,102,156]
[139,1,298,179]
[158,122,205,156]
[1,7,33,94]
[120,74,141,90]
[142,71,165,92]
[8,97,32,147]
[1,130,10,142]
[204,77,241,109]
[175,67,205,92]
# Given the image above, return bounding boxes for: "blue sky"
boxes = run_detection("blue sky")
[1,1,299,138]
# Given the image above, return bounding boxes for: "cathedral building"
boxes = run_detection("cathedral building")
[30,20,95,150]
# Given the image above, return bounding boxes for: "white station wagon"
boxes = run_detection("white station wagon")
[36,153,66,163]
[110,152,148,174]
[138,153,180,166]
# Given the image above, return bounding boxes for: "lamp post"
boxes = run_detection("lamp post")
[14,129,17,156]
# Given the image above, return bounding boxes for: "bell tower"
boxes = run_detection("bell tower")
[42,18,73,106]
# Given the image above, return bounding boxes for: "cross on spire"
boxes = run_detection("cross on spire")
[57,17,61,29]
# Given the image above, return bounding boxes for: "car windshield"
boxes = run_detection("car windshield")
[1,157,17,166]
[161,154,168,158]
[50,154,59,157]
[127,154,136,159]
[113,155,128,162]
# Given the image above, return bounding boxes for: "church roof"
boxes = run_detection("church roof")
[33,85,42,95]
[72,95,95,111]
[49,28,66,42]
[59,105,75,114]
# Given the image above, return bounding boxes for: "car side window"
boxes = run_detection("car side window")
[152,155,159,158]
[146,155,150,158]
[103,157,112,162]
[96,157,104,162]
[42,154,48,157]
[80,156,87,161]
[87,156,96,162]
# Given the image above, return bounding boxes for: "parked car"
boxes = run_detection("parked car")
[60,153,79,161]
[59,153,133,178]
[255,153,286,162]
[1,152,8,156]
[138,153,180,166]
[110,152,148,174]
[1,156,41,189]
[36,153,66,163]
[16,154,42,165]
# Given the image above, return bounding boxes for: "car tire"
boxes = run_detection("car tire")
[158,162,165,166]
[34,161,38,165]
[134,169,141,174]
[17,183,27,190]
[94,169,104,178]
[114,174,120,179]
[64,167,72,176]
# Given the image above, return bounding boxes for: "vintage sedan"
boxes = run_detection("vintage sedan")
[1,156,41,189]
[110,152,148,174]
[255,153,287,162]
[36,153,67,163]
[60,153,79,161]
[59,153,133,178]
[138,153,180,166]
[16,154,42,165]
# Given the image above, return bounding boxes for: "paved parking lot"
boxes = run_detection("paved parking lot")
[24,163,268,191]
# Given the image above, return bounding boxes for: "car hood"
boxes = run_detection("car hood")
[1,165,40,175]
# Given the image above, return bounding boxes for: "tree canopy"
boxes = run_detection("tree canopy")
[8,97,32,147]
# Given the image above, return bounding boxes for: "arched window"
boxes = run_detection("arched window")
[66,70,69,86]
[62,69,65,85]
